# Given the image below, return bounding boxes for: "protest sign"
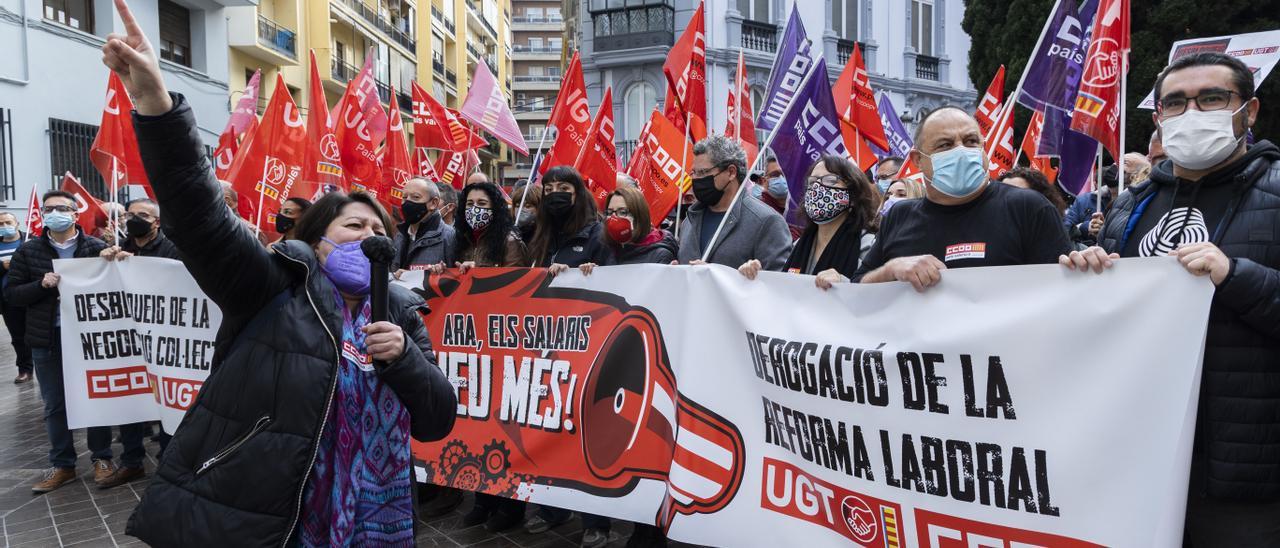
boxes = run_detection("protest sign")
[55,257,221,433]
[395,260,1210,547]
[1139,30,1280,109]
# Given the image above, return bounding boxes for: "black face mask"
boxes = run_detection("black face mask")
[692,174,725,207]
[401,200,430,225]
[125,217,154,240]
[543,192,574,220]
[274,215,295,235]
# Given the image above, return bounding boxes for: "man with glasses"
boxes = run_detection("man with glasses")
[4,190,116,493]
[853,107,1078,290]
[1085,52,1280,545]
[677,135,792,269]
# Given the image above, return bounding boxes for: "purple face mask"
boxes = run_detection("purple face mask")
[320,237,370,295]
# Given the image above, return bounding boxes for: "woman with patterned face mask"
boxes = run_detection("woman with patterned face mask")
[442,182,527,272]
[738,155,879,289]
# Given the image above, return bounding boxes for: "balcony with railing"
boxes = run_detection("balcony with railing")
[432,53,445,76]
[616,140,640,169]
[464,0,498,39]
[446,69,457,86]
[332,57,360,83]
[332,0,416,52]
[741,20,777,53]
[257,15,296,59]
[916,55,940,81]
[396,88,412,112]
[512,44,560,54]
[512,14,563,24]
[590,3,674,53]
[229,10,299,66]
[836,38,868,66]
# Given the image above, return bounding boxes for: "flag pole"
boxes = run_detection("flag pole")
[110,157,119,242]
[982,0,1063,168]
[674,110,691,242]
[1095,143,1104,213]
[513,123,552,230]
[701,61,822,262]
[1117,48,1129,196]
[254,190,265,242]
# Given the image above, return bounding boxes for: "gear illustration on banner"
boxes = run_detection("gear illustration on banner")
[482,440,512,481]
[448,455,485,492]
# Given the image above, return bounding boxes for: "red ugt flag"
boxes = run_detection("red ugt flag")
[302,50,344,196]
[539,53,592,177]
[725,51,758,168]
[1070,0,1129,158]
[380,86,413,210]
[61,172,107,235]
[832,44,887,170]
[334,51,388,196]
[91,73,152,199]
[224,74,309,232]
[573,88,617,208]
[23,187,41,236]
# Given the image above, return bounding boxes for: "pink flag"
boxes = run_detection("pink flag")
[459,62,529,156]
[224,69,261,140]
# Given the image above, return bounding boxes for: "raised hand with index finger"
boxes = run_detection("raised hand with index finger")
[101,0,171,116]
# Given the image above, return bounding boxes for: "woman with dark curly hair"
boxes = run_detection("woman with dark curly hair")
[452,181,527,268]
[998,167,1068,219]
[738,155,880,289]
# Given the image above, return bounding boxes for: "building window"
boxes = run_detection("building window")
[736,0,768,21]
[834,1,858,41]
[42,0,94,33]
[0,108,13,201]
[911,0,934,56]
[48,118,107,200]
[159,0,192,67]
[623,82,656,141]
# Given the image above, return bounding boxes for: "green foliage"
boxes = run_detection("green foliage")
[964,0,1280,157]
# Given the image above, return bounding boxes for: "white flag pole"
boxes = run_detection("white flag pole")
[674,110,692,242]
[1095,143,1104,213]
[513,122,553,229]
[1117,47,1129,196]
[110,157,119,240]
[701,61,823,262]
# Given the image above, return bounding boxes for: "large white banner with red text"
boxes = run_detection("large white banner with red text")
[397,259,1211,547]
[55,257,220,433]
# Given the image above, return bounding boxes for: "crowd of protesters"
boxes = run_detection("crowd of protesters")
[0,9,1273,545]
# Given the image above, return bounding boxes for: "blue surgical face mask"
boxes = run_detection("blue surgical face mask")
[923,146,988,198]
[766,176,788,199]
[43,212,75,232]
[749,183,764,199]
[0,226,15,239]
[876,178,892,193]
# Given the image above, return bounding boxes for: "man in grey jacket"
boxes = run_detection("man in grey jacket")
[678,135,793,269]
[393,178,456,273]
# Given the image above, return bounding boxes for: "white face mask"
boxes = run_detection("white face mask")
[1159,103,1247,171]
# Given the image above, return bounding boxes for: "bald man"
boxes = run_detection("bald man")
[394,177,455,272]
[852,107,1074,290]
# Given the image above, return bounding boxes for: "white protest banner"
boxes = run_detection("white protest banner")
[55,257,221,433]
[1139,30,1280,109]
[396,259,1211,547]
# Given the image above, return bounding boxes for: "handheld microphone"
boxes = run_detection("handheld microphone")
[361,235,395,325]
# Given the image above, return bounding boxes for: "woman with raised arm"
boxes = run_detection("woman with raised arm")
[101,1,456,545]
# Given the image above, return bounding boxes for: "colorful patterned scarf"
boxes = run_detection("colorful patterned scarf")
[299,292,414,546]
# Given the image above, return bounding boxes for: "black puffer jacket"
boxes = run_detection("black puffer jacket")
[615,229,678,265]
[4,230,107,349]
[125,94,457,546]
[1100,141,1280,501]
[539,220,612,267]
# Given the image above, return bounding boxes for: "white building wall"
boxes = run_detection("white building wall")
[0,0,233,216]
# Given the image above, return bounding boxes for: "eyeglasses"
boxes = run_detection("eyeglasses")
[1157,90,1243,117]
[604,208,631,218]
[689,166,726,179]
[122,212,155,222]
[40,205,74,214]
[806,175,845,188]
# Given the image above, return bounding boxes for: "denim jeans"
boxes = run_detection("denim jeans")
[32,346,114,468]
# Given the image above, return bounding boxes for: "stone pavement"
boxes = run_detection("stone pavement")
[0,320,693,547]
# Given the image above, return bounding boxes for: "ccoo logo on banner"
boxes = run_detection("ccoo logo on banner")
[395,260,1211,547]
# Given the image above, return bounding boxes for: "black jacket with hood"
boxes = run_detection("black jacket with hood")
[123,94,456,546]
[1100,141,1280,501]
[614,229,678,265]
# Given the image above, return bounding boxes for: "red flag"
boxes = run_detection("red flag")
[538,55,592,177]
[334,50,388,195]
[436,150,476,190]
[1070,0,1129,158]
[380,86,413,210]
[986,103,1016,179]
[833,43,890,154]
[414,147,440,179]
[634,109,693,225]
[1021,111,1058,183]
[224,74,309,233]
[895,156,924,183]
[725,51,759,168]
[302,50,344,196]
[23,186,41,236]
[91,73,152,199]
[661,2,707,142]
[224,69,262,141]
[573,88,617,207]
[975,65,1006,140]
[213,125,239,180]
[412,82,484,152]
[61,172,107,234]
[626,116,654,178]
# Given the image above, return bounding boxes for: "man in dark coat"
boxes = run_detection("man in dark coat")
[1080,52,1280,545]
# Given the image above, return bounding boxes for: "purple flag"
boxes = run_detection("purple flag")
[755,5,813,133]
[1055,110,1101,195]
[1017,0,1099,114]
[869,94,913,159]
[771,58,848,224]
